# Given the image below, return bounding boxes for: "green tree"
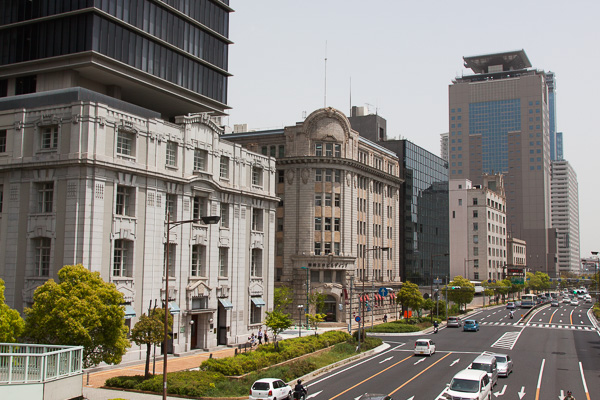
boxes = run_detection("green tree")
[264,310,293,350]
[131,308,172,378]
[526,271,550,293]
[306,313,326,333]
[0,278,25,342]
[446,276,475,312]
[308,291,327,314]
[24,264,130,368]
[396,281,423,316]
[273,286,294,313]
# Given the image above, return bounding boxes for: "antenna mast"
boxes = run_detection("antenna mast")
[324,41,327,108]
[349,77,352,116]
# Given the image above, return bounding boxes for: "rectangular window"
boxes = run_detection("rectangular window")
[0,129,7,152]
[315,143,323,156]
[269,146,276,157]
[163,244,176,277]
[191,244,206,277]
[334,218,340,231]
[113,239,133,277]
[324,270,332,282]
[278,170,285,183]
[473,222,478,231]
[324,193,332,206]
[261,146,268,155]
[166,194,177,221]
[324,217,332,231]
[276,240,284,256]
[38,182,54,213]
[219,247,228,277]
[334,193,340,207]
[192,196,206,220]
[473,235,479,244]
[278,145,285,158]
[0,184,3,212]
[194,148,208,171]
[314,242,321,255]
[40,126,58,150]
[473,210,478,218]
[34,238,51,277]
[311,270,320,283]
[115,185,135,216]
[252,166,263,187]
[325,169,332,182]
[315,217,322,231]
[252,208,263,231]
[334,144,341,157]
[250,297,262,324]
[117,130,135,157]
[251,249,263,277]
[315,194,322,206]
[473,198,478,205]
[166,141,177,166]
[324,242,332,254]
[334,242,340,255]
[220,203,229,228]
[473,247,479,256]
[334,170,341,183]
[325,143,333,157]
[315,169,322,182]
[277,217,284,231]
[220,156,229,179]
[458,198,462,206]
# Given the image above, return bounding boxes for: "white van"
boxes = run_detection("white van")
[443,369,492,400]
[469,354,498,387]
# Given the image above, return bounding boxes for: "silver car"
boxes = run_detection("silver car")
[447,316,462,327]
[490,353,513,377]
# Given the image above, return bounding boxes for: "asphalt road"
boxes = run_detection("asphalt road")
[302,303,599,400]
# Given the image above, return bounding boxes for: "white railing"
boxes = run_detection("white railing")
[0,343,83,384]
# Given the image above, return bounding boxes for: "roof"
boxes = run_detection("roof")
[472,354,496,363]
[463,49,532,73]
[452,368,487,380]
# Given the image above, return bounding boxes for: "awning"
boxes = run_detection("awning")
[219,299,234,310]
[359,294,370,302]
[124,305,136,319]
[251,298,266,307]
[169,302,181,315]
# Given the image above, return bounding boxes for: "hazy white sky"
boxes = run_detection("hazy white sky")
[226,1,600,260]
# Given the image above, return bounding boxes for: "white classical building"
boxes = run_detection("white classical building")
[551,160,580,274]
[0,89,278,357]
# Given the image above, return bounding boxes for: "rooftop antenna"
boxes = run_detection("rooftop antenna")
[324,41,328,108]
[349,77,352,116]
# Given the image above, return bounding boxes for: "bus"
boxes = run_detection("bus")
[470,281,484,295]
[521,294,537,308]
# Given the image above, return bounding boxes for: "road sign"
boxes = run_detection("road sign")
[434,279,442,284]
[378,287,388,297]
[355,316,361,323]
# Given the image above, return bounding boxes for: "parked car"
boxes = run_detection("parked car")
[463,320,479,332]
[414,338,436,356]
[488,353,513,377]
[250,378,292,400]
[443,369,492,400]
[551,300,559,307]
[469,354,498,387]
[447,316,462,327]
[506,302,515,310]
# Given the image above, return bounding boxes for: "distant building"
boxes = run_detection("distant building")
[449,50,557,276]
[449,175,507,281]
[440,132,449,162]
[507,237,527,279]
[551,160,580,274]
[225,107,403,324]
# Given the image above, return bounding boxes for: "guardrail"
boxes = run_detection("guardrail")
[0,343,83,385]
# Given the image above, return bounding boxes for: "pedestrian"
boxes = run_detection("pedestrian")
[264,330,269,344]
[258,327,263,345]
[383,314,388,323]
[249,332,257,347]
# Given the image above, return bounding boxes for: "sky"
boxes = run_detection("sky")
[225,1,600,260]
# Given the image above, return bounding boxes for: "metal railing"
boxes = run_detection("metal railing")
[0,343,83,384]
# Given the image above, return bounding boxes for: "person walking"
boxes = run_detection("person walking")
[383,314,388,323]
[258,327,264,345]
[264,329,269,344]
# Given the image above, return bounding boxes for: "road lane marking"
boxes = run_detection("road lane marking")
[579,361,591,400]
[388,352,453,396]
[327,354,414,400]
[570,309,574,325]
[493,384,506,397]
[379,356,393,364]
[549,309,558,323]
[518,386,526,399]
[306,391,322,399]
[413,358,425,365]
[450,358,460,366]
[535,358,545,400]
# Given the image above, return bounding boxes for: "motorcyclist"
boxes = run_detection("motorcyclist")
[433,320,439,333]
[293,379,307,400]
[564,390,576,400]
[509,310,514,319]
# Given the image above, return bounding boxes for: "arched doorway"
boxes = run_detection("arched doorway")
[324,295,337,321]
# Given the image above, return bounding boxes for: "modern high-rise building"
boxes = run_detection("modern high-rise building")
[448,50,557,277]
[551,160,580,273]
[440,132,449,162]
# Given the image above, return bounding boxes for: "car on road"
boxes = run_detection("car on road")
[563,297,571,304]
[463,320,479,332]
[551,300,559,307]
[469,354,498,387]
[585,296,593,303]
[250,378,292,400]
[514,300,521,308]
[357,394,394,400]
[443,369,492,400]
[414,338,436,356]
[570,299,579,306]
[488,353,513,377]
[447,316,462,327]
[506,302,515,310]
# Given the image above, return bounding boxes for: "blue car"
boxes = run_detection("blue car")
[463,319,479,332]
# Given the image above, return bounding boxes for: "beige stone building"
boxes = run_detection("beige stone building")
[226,107,403,325]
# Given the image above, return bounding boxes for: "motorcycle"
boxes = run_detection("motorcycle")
[293,385,308,400]
[433,324,439,334]
[509,312,514,319]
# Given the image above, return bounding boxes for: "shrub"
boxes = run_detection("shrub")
[366,323,420,333]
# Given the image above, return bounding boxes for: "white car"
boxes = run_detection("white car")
[570,299,579,306]
[414,338,436,356]
[489,353,513,377]
[250,378,292,400]
[443,369,492,400]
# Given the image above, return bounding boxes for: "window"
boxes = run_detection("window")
[474,272,479,280]
[334,144,341,157]
[458,199,462,206]
[191,244,206,277]
[219,247,228,277]
[220,203,229,228]
[315,143,323,156]
[314,242,321,255]
[251,249,263,277]
[166,194,177,221]
[0,130,5,152]
[314,217,322,231]
[311,270,320,283]
[278,145,285,158]
[324,270,332,283]
[276,241,284,256]
[37,182,54,213]
[220,156,229,179]
[277,217,284,231]
[473,247,479,256]
[34,237,51,277]
[325,193,332,207]
[278,170,285,183]
[325,143,333,157]
[334,194,341,207]
[473,198,478,205]
[270,146,276,157]
[252,166,263,187]
[261,146,268,155]
[194,149,208,171]
[166,141,177,166]
[192,196,206,220]
[473,235,479,244]
[0,184,3,212]
[252,208,263,231]
[163,244,176,277]
[473,222,478,231]
[113,239,133,277]
[473,210,478,218]
[315,194,322,206]
[324,217,332,231]
[334,218,340,231]
[334,170,341,183]
[324,242,332,254]
[250,297,262,324]
[325,169,332,182]
[115,185,135,216]
[315,169,322,182]
[117,130,135,157]
[334,242,340,255]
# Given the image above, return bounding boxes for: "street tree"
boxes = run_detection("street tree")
[526,271,550,293]
[308,291,327,314]
[264,310,293,350]
[24,264,130,368]
[446,276,475,312]
[131,308,173,378]
[273,286,294,313]
[396,281,423,317]
[306,313,326,333]
[0,278,25,342]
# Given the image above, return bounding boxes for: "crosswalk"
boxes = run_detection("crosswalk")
[491,331,521,350]
[480,321,596,331]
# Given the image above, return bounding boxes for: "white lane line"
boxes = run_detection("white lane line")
[537,359,546,394]
[579,362,590,398]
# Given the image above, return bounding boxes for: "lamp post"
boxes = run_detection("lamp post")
[592,251,599,296]
[371,247,390,329]
[301,266,310,330]
[359,246,389,350]
[430,253,449,322]
[163,214,219,400]
[297,305,304,337]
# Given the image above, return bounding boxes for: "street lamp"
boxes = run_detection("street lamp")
[297,305,304,337]
[359,246,389,350]
[163,214,219,400]
[592,251,599,296]
[430,253,449,322]
[301,266,310,330]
